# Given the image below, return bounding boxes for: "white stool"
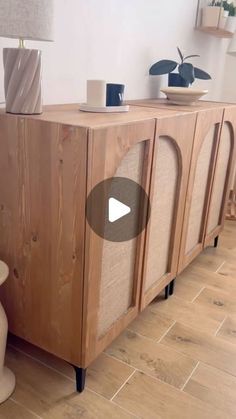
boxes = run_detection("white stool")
[0,261,15,403]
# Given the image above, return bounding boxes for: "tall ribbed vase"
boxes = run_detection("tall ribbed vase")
[0,261,15,403]
[3,48,42,115]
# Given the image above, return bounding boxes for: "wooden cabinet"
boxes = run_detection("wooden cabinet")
[205,106,236,244]
[141,113,196,308]
[82,121,155,366]
[0,101,235,393]
[178,108,224,272]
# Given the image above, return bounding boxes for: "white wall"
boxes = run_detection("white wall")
[0,0,230,105]
[221,54,236,102]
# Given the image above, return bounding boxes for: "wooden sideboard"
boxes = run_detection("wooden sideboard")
[0,100,235,392]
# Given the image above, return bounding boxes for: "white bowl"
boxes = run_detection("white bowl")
[161,87,208,106]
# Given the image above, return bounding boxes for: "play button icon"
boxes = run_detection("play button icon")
[108,198,131,223]
[86,177,150,242]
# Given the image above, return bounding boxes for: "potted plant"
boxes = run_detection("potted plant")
[149,47,211,88]
[225,2,236,32]
[202,1,227,29]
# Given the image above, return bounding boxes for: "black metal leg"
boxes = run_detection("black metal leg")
[214,236,219,248]
[169,279,176,296]
[73,366,86,393]
[165,284,170,300]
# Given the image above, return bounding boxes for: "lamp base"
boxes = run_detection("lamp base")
[0,367,16,404]
[3,48,42,115]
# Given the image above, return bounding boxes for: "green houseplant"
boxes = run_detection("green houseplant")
[149,47,211,88]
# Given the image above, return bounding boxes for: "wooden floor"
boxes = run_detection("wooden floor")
[1,221,236,418]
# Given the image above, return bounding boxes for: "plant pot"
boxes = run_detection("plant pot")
[168,73,189,88]
[202,6,225,28]
[225,16,236,33]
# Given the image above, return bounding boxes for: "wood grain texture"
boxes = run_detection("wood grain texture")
[82,121,155,367]
[141,113,196,308]
[0,116,87,366]
[5,346,134,419]
[178,108,224,273]
[153,295,225,334]
[114,370,228,419]
[161,322,236,376]
[105,329,197,389]
[127,99,229,113]
[129,305,174,340]
[205,106,236,246]
[0,400,36,419]
[8,334,134,401]
[0,104,180,128]
[216,315,236,344]
[184,363,236,418]
[194,287,236,316]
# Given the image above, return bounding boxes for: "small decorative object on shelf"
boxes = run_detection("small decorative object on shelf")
[149,47,211,88]
[196,0,236,38]
[160,87,208,106]
[80,80,129,113]
[0,261,15,404]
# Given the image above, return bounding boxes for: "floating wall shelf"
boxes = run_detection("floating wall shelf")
[196,0,235,39]
[196,26,233,38]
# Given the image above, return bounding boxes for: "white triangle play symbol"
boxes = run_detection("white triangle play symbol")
[108,197,131,223]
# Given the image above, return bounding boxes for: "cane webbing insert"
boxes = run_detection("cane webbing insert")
[145,136,179,292]
[98,141,145,337]
[185,127,215,254]
[207,123,231,233]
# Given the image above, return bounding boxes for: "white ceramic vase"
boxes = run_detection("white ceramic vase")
[225,16,236,33]
[0,261,15,404]
[202,6,226,29]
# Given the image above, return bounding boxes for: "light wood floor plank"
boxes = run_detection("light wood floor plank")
[161,322,236,377]
[105,329,197,389]
[129,305,174,340]
[184,362,236,417]
[151,295,225,334]
[0,399,38,419]
[8,335,134,400]
[5,346,134,418]
[114,370,229,419]
[178,265,236,294]
[217,315,236,344]
[194,288,236,316]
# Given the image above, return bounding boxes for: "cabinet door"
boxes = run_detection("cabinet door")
[141,114,196,309]
[178,108,224,273]
[82,120,155,367]
[0,116,87,366]
[204,107,236,246]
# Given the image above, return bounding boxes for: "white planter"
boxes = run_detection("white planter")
[0,261,15,404]
[202,6,225,28]
[225,16,236,33]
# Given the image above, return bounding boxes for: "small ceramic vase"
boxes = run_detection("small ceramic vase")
[0,261,15,404]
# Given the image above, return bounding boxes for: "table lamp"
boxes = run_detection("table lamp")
[0,0,54,115]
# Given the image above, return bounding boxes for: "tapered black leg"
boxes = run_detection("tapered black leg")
[214,236,219,248]
[165,284,170,300]
[73,366,86,393]
[169,279,176,296]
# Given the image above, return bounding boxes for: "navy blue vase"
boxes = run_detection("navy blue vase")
[168,73,189,88]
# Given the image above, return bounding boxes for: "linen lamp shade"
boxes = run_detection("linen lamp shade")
[0,0,54,42]
[0,0,54,115]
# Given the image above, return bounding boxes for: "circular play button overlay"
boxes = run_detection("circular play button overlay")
[86,177,150,242]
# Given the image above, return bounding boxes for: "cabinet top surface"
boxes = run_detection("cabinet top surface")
[127,98,236,112]
[1,100,235,128]
[0,104,184,128]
